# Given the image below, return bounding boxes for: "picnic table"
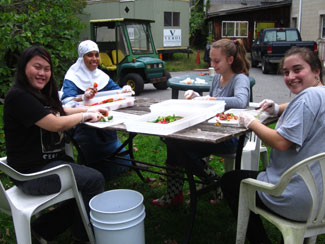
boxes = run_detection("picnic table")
[79,97,276,244]
[167,74,256,102]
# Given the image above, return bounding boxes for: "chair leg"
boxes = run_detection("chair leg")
[305,236,317,244]
[11,211,33,244]
[281,228,305,244]
[236,186,250,244]
[75,194,96,244]
[223,157,235,172]
[260,151,269,169]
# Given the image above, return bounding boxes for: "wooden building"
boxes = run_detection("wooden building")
[206,0,291,51]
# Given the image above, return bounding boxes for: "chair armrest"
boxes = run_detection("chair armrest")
[0,162,76,193]
[241,178,287,197]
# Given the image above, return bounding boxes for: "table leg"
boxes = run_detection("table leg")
[235,134,246,170]
[182,160,197,244]
[171,88,179,99]
[105,132,146,182]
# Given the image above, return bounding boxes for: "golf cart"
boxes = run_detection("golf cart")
[90,18,170,95]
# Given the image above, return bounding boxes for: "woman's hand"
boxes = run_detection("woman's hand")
[193,95,216,100]
[184,90,200,99]
[81,112,103,123]
[83,88,97,100]
[87,107,109,116]
[239,112,257,128]
[258,99,279,116]
[117,85,135,95]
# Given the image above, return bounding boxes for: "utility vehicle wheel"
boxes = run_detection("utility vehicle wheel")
[251,54,258,68]
[120,73,144,95]
[261,57,272,74]
[153,70,170,90]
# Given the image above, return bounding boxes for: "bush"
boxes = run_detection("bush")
[0,0,87,98]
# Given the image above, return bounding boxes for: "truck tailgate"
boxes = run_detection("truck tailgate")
[271,41,316,55]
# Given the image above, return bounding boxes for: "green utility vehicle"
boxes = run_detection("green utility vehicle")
[90,18,170,95]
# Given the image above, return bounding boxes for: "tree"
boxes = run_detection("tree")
[189,0,209,48]
[0,0,87,98]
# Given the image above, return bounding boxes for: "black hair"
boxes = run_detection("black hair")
[14,46,65,115]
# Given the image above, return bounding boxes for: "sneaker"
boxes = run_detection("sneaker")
[32,230,57,244]
[152,192,184,207]
[72,238,90,244]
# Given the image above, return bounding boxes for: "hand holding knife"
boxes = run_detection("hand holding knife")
[255,99,279,117]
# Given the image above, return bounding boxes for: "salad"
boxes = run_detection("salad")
[148,115,183,124]
[216,112,239,121]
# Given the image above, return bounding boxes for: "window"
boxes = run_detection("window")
[164,12,180,27]
[322,15,325,39]
[126,23,153,54]
[222,21,248,38]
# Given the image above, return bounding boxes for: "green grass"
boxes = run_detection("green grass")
[164,49,209,72]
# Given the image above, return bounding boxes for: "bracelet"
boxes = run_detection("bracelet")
[274,104,280,116]
[81,113,85,123]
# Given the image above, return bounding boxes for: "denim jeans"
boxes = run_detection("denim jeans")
[74,124,132,179]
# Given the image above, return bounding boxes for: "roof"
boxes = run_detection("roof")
[90,18,155,23]
[206,0,291,18]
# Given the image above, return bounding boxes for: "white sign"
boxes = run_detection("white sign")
[163,29,181,47]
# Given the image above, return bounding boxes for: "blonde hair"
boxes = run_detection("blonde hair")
[211,39,250,76]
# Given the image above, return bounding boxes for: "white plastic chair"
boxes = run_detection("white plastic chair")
[236,152,325,244]
[0,157,95,244]
[219,132,268,172]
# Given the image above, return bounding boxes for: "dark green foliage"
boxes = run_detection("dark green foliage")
[189,0,209,48]
[0,0,87,98]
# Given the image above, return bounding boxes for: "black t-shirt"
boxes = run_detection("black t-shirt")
[4,86,66,173]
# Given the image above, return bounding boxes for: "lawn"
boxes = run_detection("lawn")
[164,49,209,72]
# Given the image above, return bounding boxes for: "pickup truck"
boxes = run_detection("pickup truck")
[251,28,318,74]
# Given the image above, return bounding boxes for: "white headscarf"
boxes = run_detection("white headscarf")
[64,40,109,91]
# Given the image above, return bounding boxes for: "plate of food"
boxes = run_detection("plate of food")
[84,111,139,128]
[147,114,184,124]
[208,108,269,125]
[77,96,135,111]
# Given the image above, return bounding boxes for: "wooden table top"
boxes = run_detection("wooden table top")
[104,97,277,144]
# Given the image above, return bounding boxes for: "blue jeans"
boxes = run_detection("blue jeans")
[74,125,132,179]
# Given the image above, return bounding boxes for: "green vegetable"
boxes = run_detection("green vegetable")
[100,115,113,122]
[149,114,183,124]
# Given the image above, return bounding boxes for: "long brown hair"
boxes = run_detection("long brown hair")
[14,46,65,115]
[280,46,323,84]
[211,39,250,76]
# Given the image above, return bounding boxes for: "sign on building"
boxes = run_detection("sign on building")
[163,29,181,47]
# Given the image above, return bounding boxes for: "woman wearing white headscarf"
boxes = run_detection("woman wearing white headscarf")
[61,40,131,178]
